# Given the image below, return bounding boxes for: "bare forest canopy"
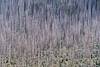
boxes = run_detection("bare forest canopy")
[0,0,100,67]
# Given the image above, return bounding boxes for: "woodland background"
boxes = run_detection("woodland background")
[0,0,100,67]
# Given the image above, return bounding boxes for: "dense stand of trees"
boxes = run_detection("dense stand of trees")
[0,0,100,67]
